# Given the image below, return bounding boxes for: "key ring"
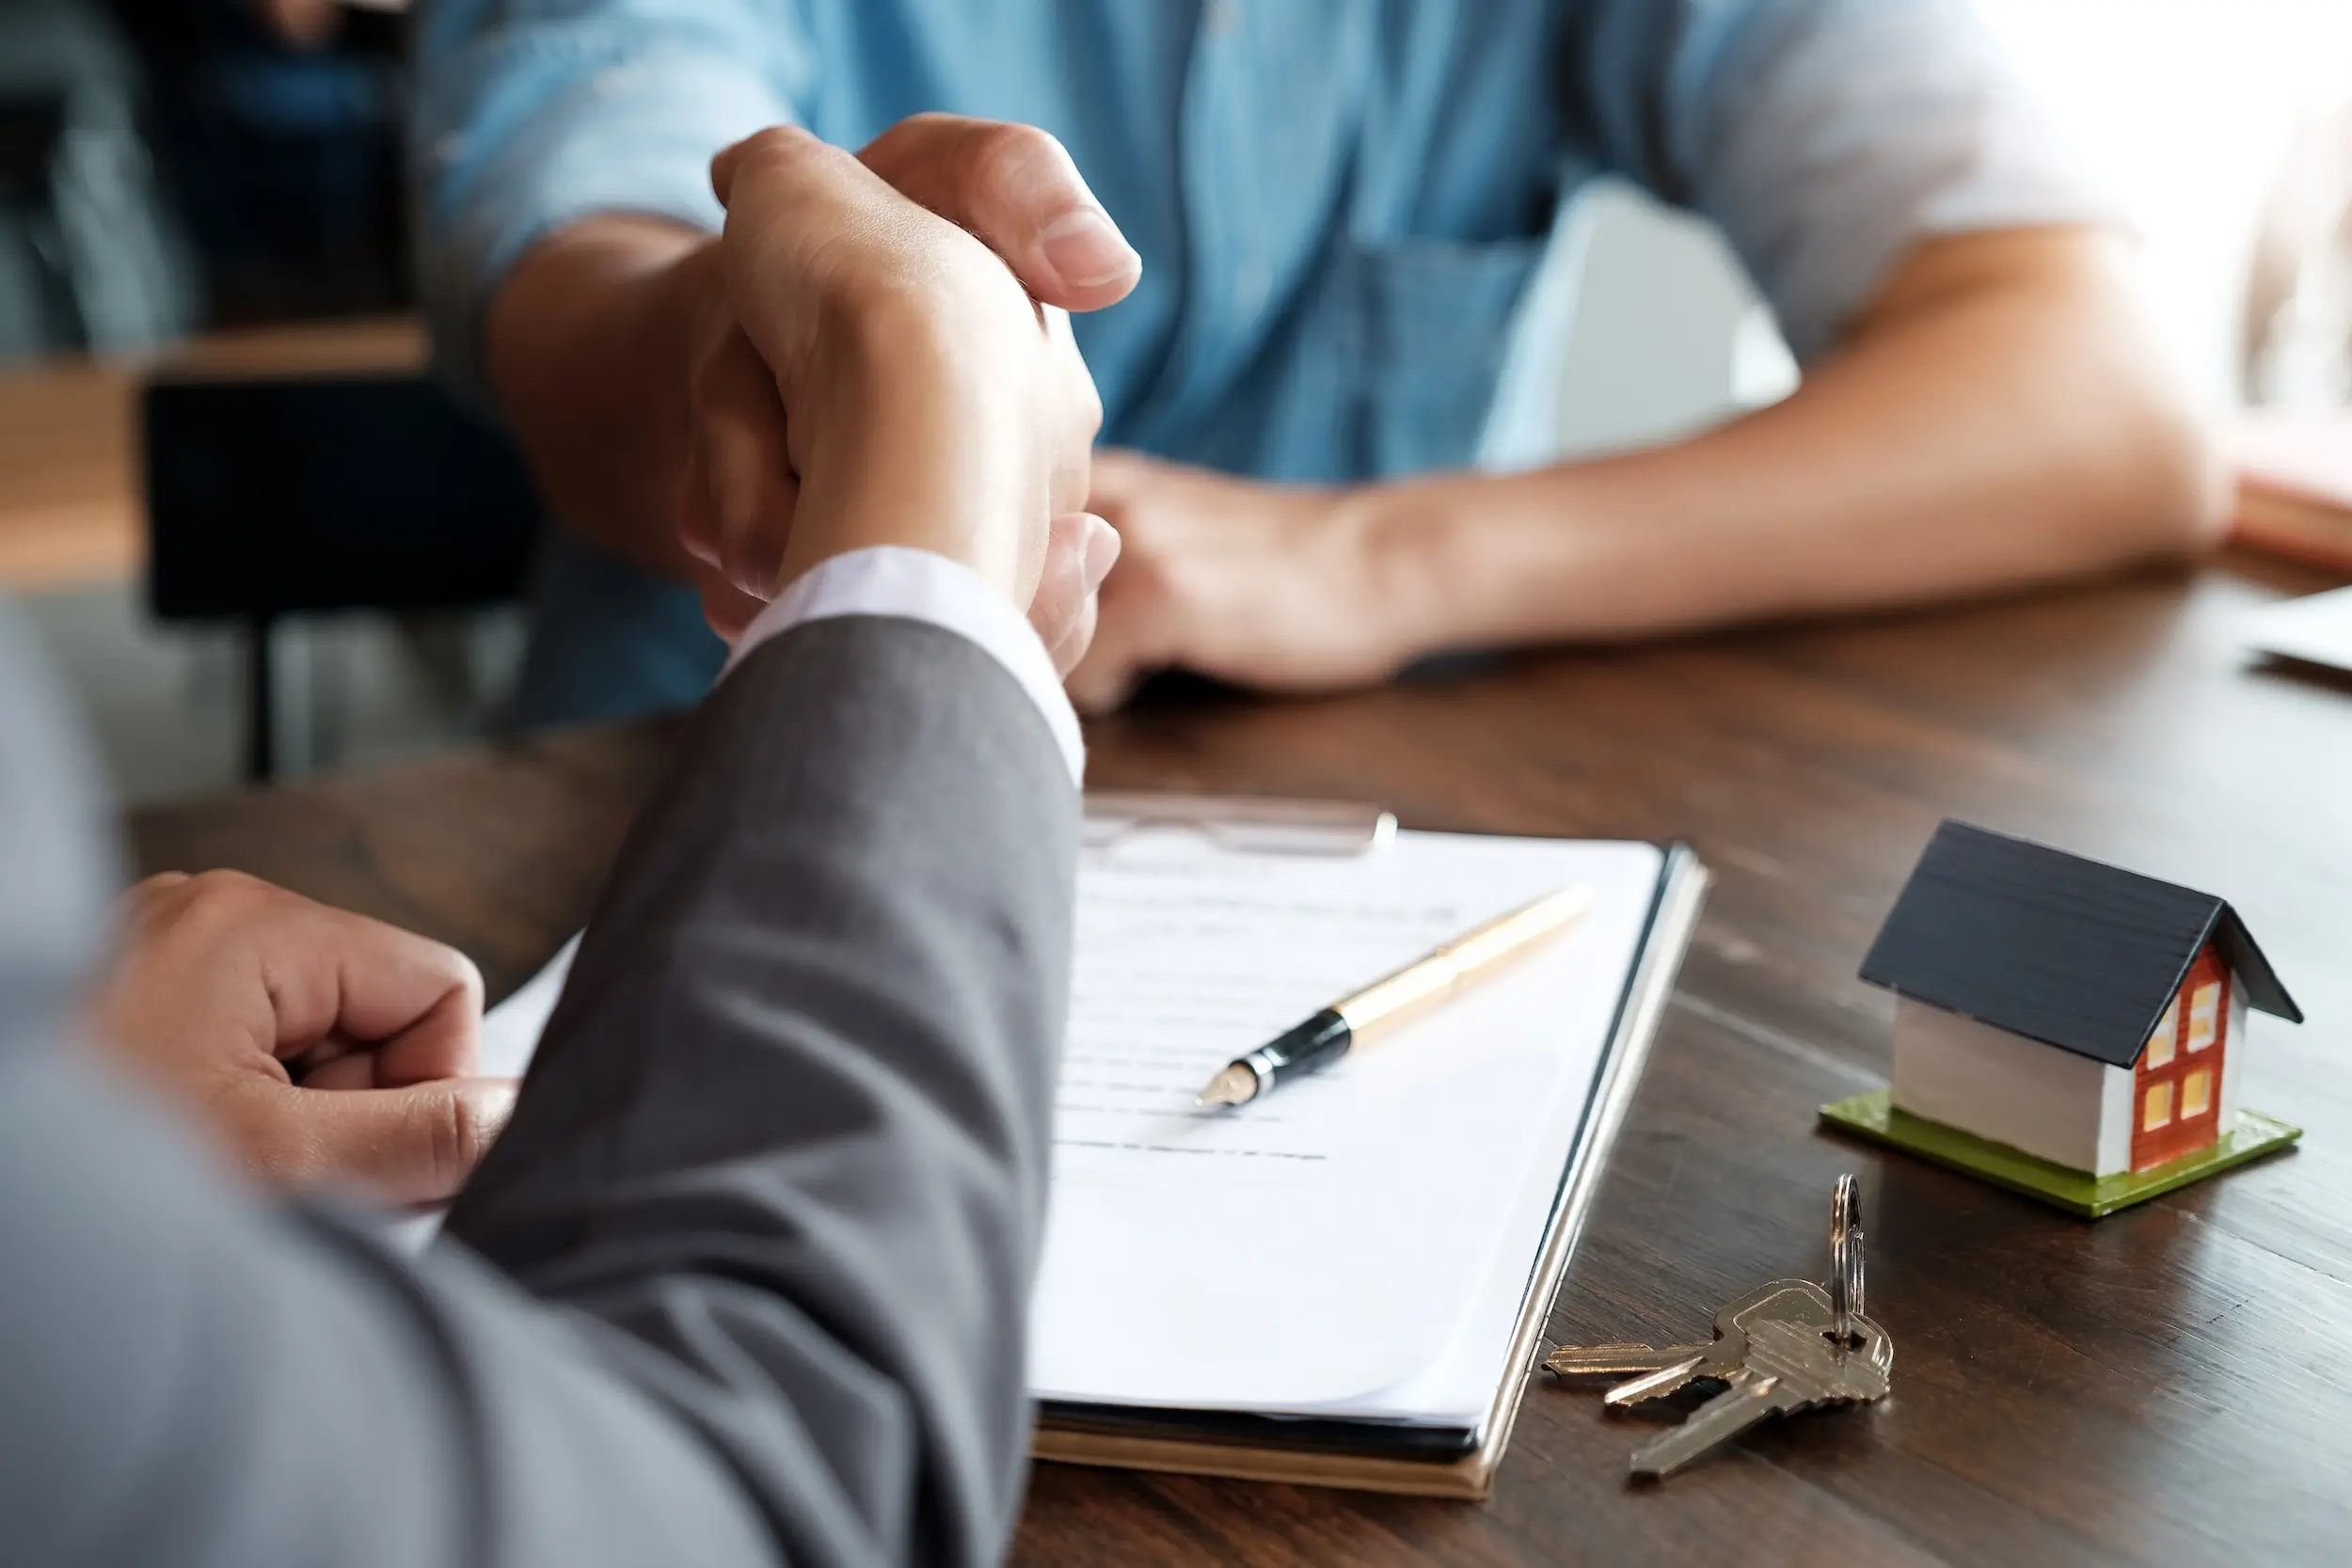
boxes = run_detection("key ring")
[1829,1173,1865,1346]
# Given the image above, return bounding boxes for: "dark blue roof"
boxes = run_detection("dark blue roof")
[1860,821,2302,1069]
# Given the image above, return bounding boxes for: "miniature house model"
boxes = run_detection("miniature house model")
[1860,822,2303,1178]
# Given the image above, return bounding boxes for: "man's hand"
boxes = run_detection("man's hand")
[1066,451,1421,711]
[487,115,1139,671]
[91,872,514,1204]
[674,116,1137,657]
[664,125,1119,622]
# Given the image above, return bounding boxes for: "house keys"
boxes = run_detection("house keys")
[1544,1174,1893,1479]
[1829,1170,1865,1344]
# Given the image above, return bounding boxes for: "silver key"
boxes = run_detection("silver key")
[1541,1341,1710,1380]
[1549,1175,1896,1478]
[1629,1308,1894,1478]
[1546,1277,1837,1407]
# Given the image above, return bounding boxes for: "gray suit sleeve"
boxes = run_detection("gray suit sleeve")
[0,613,1076,1568]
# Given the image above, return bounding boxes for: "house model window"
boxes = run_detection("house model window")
[1859,822,2304,1180]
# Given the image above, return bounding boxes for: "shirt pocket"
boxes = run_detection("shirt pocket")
[1333,235,1548,478]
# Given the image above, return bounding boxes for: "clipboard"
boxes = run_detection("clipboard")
[1083,790,1397,855]
[1034,793,1711,1498]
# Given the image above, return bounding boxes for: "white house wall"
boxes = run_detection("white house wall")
[2094,1058,2136,1176]
[1891,999,2121,1174]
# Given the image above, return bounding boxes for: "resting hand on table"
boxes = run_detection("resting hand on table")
[1067,451,1420,711]
[91,871,512,1204]
[674,116,1134,661]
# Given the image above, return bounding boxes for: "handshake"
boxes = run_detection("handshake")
[94,118,1142,1202]
[674,117,1139,670]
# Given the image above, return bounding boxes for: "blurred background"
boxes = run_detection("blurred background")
[5,0,2351,802]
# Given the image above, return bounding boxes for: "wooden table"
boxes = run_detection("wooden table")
[131,558,2352,1567]
[0,317,422,590]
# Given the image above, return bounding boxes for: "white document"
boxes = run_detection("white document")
[1041,829,1661,1425]
[478,935,576,1079]
[456,828,1665,1431]
[2245,585,2352,675]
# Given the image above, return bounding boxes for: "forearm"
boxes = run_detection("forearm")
[485,216,715,575]
[1378,230,2228,653]
[448,613,1075,1566]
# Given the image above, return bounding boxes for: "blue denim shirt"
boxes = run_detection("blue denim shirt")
[409,0,2106,724]
[414,0,2106,483]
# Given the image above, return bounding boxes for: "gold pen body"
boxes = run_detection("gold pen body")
[1197,884,1595,1107]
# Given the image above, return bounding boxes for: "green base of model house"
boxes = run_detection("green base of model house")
[1819,1087,2301,1218]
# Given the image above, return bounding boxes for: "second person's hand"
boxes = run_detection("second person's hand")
[1066,451,1425,711]
[677,116,1137,656]
[675,126,1118,616]
[90,871,512,1204]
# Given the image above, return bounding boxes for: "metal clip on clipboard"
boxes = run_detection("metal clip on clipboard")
[1081,792,1398,857]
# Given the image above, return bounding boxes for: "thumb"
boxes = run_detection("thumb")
[856,114,1141,312]
[263,1077,519,1205]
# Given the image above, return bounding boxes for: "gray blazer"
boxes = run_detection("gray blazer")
[0,605,1077,1568]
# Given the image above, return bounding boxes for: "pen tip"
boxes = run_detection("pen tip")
[1194,1064,1256,1108]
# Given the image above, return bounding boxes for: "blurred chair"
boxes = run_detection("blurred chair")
[1481,179,1792,474]
[142,373,543,779]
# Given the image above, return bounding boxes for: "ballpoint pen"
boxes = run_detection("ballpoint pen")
[1194,883,1593,1108]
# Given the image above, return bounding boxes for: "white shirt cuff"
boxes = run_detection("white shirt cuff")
[720,546,1084,787]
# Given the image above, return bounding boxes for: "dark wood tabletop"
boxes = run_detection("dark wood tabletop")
[130,557,2352,1568]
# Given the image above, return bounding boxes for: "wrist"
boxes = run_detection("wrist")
[487,216,712,431]
[780,293,1045,601]
[485,216,717,573]
[1344,480,1460,670]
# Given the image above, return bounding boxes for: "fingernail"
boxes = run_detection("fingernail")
[469,1078,520,1131]
[1041,207,1140,292]
[1081,515,1121,593]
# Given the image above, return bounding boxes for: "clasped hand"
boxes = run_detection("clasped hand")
[666,117,1422,705]
[675,117,1141,668]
